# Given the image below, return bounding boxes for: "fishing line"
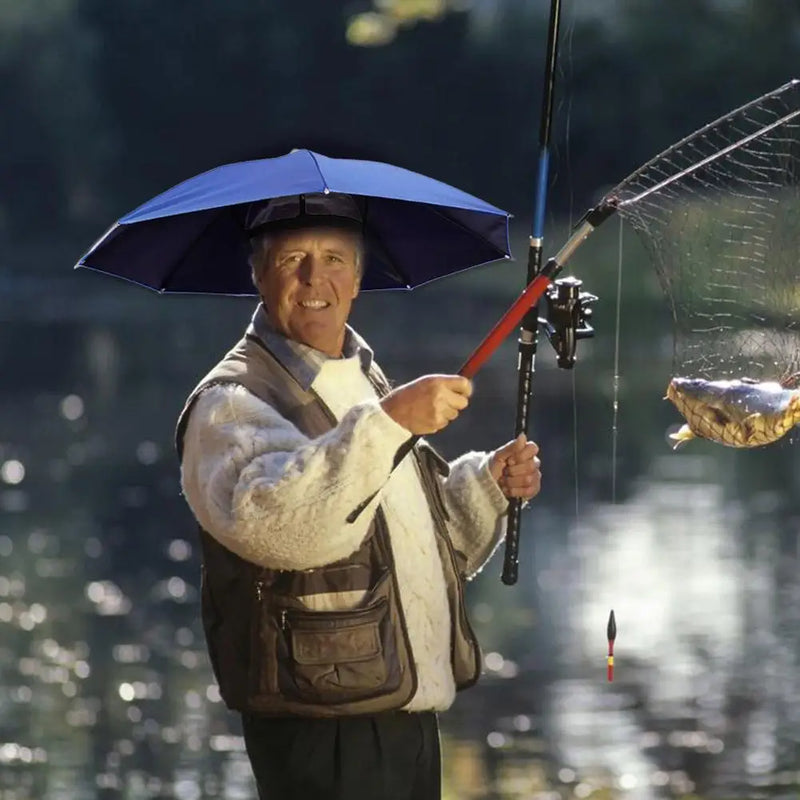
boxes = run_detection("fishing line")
[560,0,592,665]
[559,3,582,523]
[554,0,580,518]
[572,369,580,520]
[611,216,624,505]
[559,2,591,658]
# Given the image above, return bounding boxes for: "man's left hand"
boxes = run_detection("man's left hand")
[488,434,541,501]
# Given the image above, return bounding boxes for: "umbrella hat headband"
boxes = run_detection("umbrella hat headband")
[245,192,364,238]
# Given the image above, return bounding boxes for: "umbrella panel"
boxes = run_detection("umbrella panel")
[363,197,509,289]
[82,197,509,294]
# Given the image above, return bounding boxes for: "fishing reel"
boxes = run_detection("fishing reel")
[539,276,597,368]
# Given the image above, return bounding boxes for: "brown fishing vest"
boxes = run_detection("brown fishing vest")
[175,332,482,717]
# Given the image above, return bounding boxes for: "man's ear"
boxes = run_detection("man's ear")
[249,253,260,291]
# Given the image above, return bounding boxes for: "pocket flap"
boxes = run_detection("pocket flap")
[291,623,381,666]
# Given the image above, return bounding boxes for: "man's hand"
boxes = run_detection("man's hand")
[380,374,472,435]
[488,434,541,501]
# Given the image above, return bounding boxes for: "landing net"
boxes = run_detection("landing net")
[610,80,800,382]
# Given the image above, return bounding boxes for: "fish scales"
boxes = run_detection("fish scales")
[666,377,800,448]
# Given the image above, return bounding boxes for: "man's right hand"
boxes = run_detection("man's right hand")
[380,374,472,435]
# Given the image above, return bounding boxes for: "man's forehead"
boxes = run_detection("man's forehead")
[271,227,361,252]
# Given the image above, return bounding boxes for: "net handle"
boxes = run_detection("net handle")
[612,79,799,201]
[620,105,800,207]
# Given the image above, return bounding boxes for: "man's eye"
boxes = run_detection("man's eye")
[327,254,343,263]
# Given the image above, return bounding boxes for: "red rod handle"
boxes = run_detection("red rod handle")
[458,272,554,378]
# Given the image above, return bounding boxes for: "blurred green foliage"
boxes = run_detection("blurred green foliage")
[2,1,799,246]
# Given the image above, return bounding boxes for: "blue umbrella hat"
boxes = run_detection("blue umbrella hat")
[75,149,512,294]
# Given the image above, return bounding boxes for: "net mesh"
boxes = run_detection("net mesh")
[609,80,800,383]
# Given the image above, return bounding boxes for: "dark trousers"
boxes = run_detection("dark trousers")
[241,710,441,800]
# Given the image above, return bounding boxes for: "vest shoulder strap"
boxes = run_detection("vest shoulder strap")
[175,334,332,459]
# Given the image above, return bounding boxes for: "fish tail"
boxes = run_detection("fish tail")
[669,424,696,449]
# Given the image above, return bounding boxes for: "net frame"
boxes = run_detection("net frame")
[551,79,800,383]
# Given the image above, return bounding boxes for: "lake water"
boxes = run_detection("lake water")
[3,253,800,798]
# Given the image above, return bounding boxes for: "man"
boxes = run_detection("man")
[176,192,541,799]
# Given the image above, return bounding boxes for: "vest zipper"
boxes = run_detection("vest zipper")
[256,577,288,632]
[281,597,388,628]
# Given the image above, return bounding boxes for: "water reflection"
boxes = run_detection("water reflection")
[4,273,800,798]
[534,451,800,799]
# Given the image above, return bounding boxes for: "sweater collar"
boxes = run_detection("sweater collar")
[248,304,374,391]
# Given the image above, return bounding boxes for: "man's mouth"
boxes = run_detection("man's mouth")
[298,299,330,309]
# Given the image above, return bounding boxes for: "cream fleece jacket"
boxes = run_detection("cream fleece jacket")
[181,353,508,711]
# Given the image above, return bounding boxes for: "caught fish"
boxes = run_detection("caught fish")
[665,376,800,448]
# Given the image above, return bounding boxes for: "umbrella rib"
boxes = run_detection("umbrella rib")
[306,151,331,193]
[364,199,509,289]
[367,228,414,288]
[425,203,511,257]
[361,198,414,288]
[427,203,510,257]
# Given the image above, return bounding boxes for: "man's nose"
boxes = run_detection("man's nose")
[298,255,323,283]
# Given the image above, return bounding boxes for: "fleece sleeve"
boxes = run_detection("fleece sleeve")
[180,383,412,571]
[440,451,509,579]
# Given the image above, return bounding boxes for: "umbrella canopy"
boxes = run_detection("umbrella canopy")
[75,149,512,293]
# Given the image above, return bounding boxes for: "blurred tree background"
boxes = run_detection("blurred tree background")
[3,0,799,245]
[4,1,800,798]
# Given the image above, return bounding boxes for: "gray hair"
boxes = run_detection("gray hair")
[249,231,364,287]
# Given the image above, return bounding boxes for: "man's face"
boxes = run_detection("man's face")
[255,227,361,357]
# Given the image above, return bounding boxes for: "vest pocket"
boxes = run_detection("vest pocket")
[275,571,402,704]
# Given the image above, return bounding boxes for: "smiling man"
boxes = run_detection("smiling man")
[253,226,361,358]
[176,192,541,800]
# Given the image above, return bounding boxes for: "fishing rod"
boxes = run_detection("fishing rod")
[496,0,617,680]
[353,0,600,558]
[501,0,562,586]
